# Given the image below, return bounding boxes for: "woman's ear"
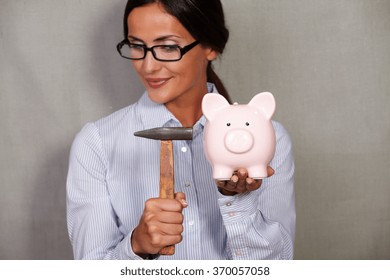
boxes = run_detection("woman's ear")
[206,49,218,61]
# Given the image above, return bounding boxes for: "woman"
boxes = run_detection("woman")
[66,0,295,260]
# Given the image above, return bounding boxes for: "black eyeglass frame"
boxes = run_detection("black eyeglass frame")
[116,40,200,62]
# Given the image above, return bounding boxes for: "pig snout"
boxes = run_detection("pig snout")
[224,129,254,154]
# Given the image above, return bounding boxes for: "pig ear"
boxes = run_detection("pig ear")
[202,93,230,120]
[249,92,276,120]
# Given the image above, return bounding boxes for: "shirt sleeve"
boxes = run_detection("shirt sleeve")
[66,123,143,260]
[218,121,296,259]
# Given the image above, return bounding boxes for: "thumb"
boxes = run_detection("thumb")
[267,166,275,177]
[174,192,188,208]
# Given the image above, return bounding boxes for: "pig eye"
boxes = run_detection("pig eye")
[226,123,231,126]
[246,122,250,126]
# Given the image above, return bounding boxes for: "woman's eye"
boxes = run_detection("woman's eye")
[160,45,179,53]
[129,44,144,50]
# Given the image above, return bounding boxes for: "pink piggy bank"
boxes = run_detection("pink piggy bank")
[202,92,276,180]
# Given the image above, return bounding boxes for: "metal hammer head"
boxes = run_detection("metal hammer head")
[134,127,193,140]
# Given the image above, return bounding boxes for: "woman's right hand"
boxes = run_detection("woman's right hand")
[131,192,188,257]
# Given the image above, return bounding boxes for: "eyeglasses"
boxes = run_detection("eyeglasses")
[116,40,199,62]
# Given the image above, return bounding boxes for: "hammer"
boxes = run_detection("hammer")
[134,127,193,255]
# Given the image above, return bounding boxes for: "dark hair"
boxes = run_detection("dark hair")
[122,0,231,103]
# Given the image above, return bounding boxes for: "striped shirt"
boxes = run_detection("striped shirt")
[66,84,296,260]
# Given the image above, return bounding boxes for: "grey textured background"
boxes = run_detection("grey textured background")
[0,0,389,259]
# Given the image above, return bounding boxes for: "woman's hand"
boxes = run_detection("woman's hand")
[131,192,188,257]
[216,167,274,196]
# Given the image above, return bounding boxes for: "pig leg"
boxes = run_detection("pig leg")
[247,165,268,179]
[212,165,234,180]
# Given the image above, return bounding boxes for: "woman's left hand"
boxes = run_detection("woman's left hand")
[216,166,274,196]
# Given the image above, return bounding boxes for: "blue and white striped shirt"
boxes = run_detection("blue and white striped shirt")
[66,84,296,260]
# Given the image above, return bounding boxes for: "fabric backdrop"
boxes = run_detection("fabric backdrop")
[1,0,389,259]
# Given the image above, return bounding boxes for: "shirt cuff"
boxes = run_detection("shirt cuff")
[217,191,258,225]
[118,230,160,260]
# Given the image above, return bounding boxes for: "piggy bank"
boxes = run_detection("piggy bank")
[202,92,276,180]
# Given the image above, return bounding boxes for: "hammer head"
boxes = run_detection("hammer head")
[134,127,193,140]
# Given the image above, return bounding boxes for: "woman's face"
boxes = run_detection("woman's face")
[127,3,217,107]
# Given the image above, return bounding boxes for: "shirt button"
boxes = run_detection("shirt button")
[228,212,235,217]
[235,249,242,256]
[188,221,195,226]
[181,147,187,153]
[185,183,191,188]
[226,202,232,206]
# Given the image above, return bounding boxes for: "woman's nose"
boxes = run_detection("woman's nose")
[141,51,161,73]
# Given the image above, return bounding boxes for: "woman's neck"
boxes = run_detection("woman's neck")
[165,86,207,127]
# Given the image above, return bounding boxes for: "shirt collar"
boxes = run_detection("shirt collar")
[137,93,176,129]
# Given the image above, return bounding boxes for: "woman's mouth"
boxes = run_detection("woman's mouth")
[145,78,171,89]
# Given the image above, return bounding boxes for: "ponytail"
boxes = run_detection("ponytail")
[207,63,232,104]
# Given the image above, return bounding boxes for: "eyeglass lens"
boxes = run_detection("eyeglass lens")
[122,44,182,60]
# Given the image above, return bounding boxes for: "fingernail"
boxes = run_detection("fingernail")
[181,199,188,207]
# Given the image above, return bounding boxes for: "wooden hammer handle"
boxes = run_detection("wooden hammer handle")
[159,140,175,255]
